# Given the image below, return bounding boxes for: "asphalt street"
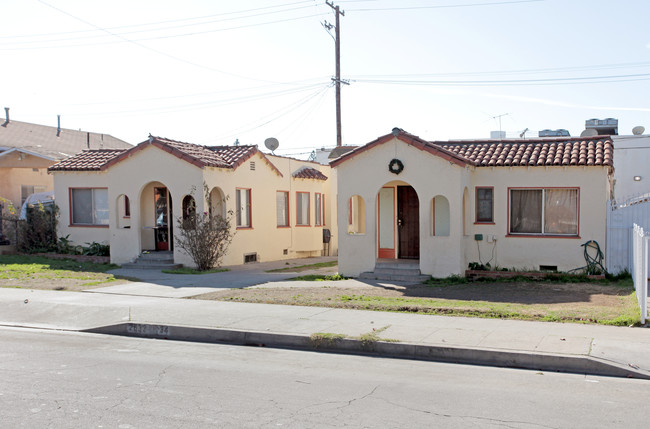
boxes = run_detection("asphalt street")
[1,326,649,428]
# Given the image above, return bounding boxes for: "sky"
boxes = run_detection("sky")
[2,0,650,158]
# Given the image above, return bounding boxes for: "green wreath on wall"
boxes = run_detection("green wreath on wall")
[388,158,404,175]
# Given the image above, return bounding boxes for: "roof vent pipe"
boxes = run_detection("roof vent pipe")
[56,115,61,137]
[3,107,9,126]
[86,132,90,149]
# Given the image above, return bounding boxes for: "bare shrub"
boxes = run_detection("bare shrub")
[175,185,234,271]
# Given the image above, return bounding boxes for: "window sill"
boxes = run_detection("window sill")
[296,225,311,227]
[69,224,109,228]
[506,234,581,239]
[474,222,495,225]
[236,226,253,230]
[277,225,291,229]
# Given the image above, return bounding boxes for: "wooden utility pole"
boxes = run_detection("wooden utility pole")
[325,1,345,147]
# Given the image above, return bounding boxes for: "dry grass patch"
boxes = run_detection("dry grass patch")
[189,279,639,326]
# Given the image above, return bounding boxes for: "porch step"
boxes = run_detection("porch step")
[358,272,430,283]
[121,251,182,270]
[359,261,430,283]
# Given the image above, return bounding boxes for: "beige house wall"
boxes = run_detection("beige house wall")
[52,146,337,267]
[0,152,54,210]
[335,136,611,277]
[54,170,111,245]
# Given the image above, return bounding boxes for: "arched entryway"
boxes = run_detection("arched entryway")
[377,181,419,259]
[139,181,174,252]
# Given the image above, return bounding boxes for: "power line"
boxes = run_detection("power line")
[353,72,650,87]
[345,0,543,12]
[0,1,318,40]
[33,0,322,85]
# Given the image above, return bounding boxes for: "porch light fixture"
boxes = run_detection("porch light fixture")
[634,176,642,181]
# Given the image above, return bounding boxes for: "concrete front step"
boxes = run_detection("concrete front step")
[375,261,420,270]
[373,267,422,276]
[121,251,181,270]
[121,262,183,270]
[358,272,430,283]
[138,251,174,262]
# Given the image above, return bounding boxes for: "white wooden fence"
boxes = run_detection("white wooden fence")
[607,193,650,274]
[632,224,648,324]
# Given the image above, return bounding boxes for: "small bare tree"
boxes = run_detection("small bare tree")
[175,185,234,271]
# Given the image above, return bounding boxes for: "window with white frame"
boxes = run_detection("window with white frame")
[71,188,109,225]
[509,188,578,235]
[276,191,289,227]
[236,188,251,228]
[296,192,310,226]
[314,193,322,226]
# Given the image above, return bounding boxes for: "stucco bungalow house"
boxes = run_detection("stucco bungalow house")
[48,135,336,267]
[0,110,130,244]
[331,128,613,279]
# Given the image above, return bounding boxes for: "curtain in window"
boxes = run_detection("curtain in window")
[510,190,542,233]
[297,193,309,225]
[276,192,288,226]
[72,189,93,224]
[94,189,109,225]
[236,190,250,227]
[544,189,578,234]
[315,194,322,225]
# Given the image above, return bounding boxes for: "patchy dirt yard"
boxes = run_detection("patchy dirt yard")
[189,279,638,325]
[0,254,132,292]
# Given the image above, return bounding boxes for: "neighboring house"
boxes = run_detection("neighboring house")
[48,136,337,267]
[611,134,650,199]
[0,110,131,215]
[331,128,613,278]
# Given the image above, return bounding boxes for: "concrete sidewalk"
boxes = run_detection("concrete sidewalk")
[1,287,650,379]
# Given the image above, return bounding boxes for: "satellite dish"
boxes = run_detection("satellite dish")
[264,137,279,153]
[632,126,645,136]
[580,128,598,137]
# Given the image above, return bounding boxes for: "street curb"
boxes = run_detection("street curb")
[85,322,650,380]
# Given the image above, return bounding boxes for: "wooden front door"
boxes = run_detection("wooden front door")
[398,186,419,259]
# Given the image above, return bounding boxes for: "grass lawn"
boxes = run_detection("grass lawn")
[0,254,131,291]
[190,276,639,326]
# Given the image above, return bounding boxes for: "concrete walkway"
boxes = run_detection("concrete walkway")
[94,256,339,298]
[2,277,650,379]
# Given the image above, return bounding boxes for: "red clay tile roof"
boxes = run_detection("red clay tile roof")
[437,137,613,167]
[330,129,613,168]
[48,136,283,176]
[292,166,328,180]
[47,149,128,171]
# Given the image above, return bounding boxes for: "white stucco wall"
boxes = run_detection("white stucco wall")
[467,165,610,272]
[612,135,650,199]
[335,136,611,277]
[336,138,469,277]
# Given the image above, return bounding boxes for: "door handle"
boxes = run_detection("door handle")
[398,219,403,227]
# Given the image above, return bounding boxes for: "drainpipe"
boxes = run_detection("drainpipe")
[57,115,61,137]
[2,107,9,127]
[87,132,90,149]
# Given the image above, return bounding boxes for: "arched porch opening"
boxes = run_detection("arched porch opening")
[376,180,419,259]
[209,186,226,219]
[139,181,174,252]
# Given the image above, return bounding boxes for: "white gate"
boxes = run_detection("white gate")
[607,193,650,274]
[632,224,649,324]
